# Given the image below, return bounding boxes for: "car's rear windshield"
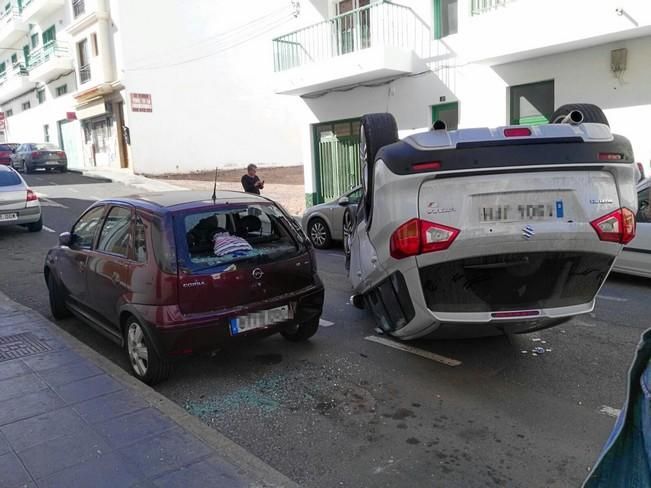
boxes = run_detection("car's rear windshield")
[0,171,21,187]
[33,143,59,151]
[0,144,15,151]
[179,203,299,271]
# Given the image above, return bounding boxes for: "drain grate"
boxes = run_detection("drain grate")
[0,333,53,362]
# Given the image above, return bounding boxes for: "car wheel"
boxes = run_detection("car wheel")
[125,318,171,385]
[27,216,43,232]
[343,208,354,270]
[281,318,320,342]
[308,218,332,249]
[59,165,67,173]
[549,103,609,126]
[47,272,71,320]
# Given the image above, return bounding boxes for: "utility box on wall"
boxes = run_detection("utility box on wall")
[610,48,627,74]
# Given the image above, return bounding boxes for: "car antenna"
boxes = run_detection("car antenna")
[211,167,218,205]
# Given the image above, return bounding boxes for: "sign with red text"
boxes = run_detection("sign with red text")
[130,93,153,113]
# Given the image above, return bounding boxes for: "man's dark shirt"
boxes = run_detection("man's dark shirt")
[241,174,261,194]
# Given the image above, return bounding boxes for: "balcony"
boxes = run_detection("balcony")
[21,0,65,24]
[0,7,29,45]
[79,64,91,84]
[273,1,430,96]
[28,41,73,83]
[0,65,36,103]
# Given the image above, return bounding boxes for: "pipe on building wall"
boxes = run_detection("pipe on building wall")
[96,0,116,83]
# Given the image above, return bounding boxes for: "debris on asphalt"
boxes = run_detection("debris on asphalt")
[533,347,545,354]
[374,328,384,335]
[532,338,542,342]
[521,350,528,354]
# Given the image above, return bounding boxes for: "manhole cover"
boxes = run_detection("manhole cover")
[0,333,53,362]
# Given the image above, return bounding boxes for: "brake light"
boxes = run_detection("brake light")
[590,208,636,244]
[31,151,42,158]
[492,310,540,319]
[390,219,460,259]
[57,151,65,158]
[412,161,441,172]
[26,189,38,202]
[504,127,531,137]
[598,152,623,161]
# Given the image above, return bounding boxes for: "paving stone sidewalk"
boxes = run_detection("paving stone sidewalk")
[0,293,297,488]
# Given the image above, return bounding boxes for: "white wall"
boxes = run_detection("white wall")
[116,0,313,175]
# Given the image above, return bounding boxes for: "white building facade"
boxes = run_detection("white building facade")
[272,0,651,206]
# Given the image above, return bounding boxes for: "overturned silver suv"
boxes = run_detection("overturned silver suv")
[346,104,637,339]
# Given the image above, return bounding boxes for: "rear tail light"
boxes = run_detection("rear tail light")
[26,189,38,202]
[492,310,541,319]
[504,127,531,137]
[390,219,460,259]
[590,208,635,244]
[57,151,65,158]
[31,151,42,158]
[411,161,441,172]
[598,152,623,161]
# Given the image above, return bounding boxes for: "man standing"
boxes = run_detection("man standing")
[241,164,264,194]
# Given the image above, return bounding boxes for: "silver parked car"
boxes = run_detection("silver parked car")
[302,186,362,249]
[613,178,651,278]
[347,105,638,339]
[0,165,42,232]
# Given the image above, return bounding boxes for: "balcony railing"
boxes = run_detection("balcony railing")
[72,0,85,18]
[0,6,20,21]
[471,0,514,16]
[79,63,91,83]
[272,1,430,72]
[0,63,28,84]
[28,41,69,69]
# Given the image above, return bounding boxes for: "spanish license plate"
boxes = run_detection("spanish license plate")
[229,305,292,335]
[48,154,57,159]
[479,201,565,223]
[0,213,17,222]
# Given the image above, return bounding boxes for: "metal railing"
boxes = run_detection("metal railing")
[471,0,514,16]
[0,63,29,85]
[273,1,430,72]
[73,0,85,18]
[28,41,69,69]
[0,6,22,23]
[79,63,91,83]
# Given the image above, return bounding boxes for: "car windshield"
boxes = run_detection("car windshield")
[0,171,22,187]
[180,203,298,271]
[33,143,59,151]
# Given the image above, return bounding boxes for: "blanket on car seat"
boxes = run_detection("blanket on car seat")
[213,232,253,257]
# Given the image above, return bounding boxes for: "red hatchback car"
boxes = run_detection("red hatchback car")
[44,191,324,384]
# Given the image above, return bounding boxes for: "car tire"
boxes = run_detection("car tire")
[281,318,320,342]
[308,217,332,249]
[27,216,42,232]
[47,272,71,320]
[360,113,399,167]
[343,208,354,271]
[59,165,67,173]
[124,317,171,385]
[549,103,609,126]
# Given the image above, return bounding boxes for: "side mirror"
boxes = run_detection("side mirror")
[59,232,72,247]
[338,196,350,206]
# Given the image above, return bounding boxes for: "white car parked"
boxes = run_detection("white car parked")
[346,104,638,339]
[0,165,42,232]
[613,178,651,278]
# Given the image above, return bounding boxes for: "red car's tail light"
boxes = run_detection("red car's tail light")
[411,161,441,172]
[598,152,623,161]
[390,219,460,259]
[26,189,38,202]
[590,208,636,244]
[31,151,42,158]
[57,151,66,158]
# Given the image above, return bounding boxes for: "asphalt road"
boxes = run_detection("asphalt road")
[1,171,649,487]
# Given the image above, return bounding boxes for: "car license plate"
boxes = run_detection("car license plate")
[479,201,565,223]
[229,305,293,335]
[0,213,17,222]
[48,154,57,159]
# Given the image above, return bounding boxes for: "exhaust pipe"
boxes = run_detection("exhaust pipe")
[561,110,584,125]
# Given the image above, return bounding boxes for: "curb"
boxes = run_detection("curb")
[0,292,299,488]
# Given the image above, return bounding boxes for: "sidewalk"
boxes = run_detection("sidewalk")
[79,168,187,193]
[0,292,297,488]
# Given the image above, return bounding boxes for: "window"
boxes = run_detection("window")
[637,187,651,224]
[73,0,85,18]
[43,125,50,142]
[182,204,298,271]
[134,217,147,263]
[33,143,59,150]
[91,33,98,56]
[22,101,30,111]
[509,80,555,125]
[22,45,29,66]
[72,206,106,249]
[56,84,67,97]
[31,33,39,50]
[434,0,458,39]
[10,53,17,65]
[37,89,45,104]
[42,25,56,46]
[0,62,5,75]
[348,187,363,205]
[431,102,459,130]
[6,109,12,117]
[77,39,90,83]
[97,206,133,258]
[0,170,21,187]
